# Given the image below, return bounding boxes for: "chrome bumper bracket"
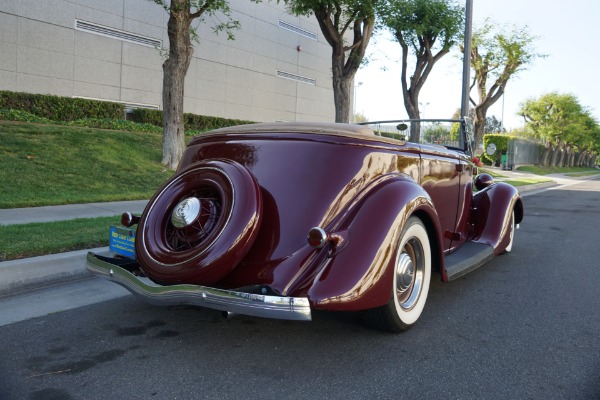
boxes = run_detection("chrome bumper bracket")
[86,252,312,321]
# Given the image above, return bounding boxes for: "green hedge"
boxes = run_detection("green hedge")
[0,91,124,121]
[131,108,254,132]
[482,134,514,165]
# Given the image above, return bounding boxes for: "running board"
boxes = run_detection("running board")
[444,242,494,281]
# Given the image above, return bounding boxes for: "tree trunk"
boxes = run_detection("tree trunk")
[161,4,194,170]
[473,105,486,149]
[567,149,575,167]
[332,51,352,123]
[557,144,565,167]
[540,142,551,166]
[550,144,561,167]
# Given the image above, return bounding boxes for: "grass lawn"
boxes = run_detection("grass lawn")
[0,215,120,261]
[502,177,554,187]
[478,168,507,178]
[564,171,600,177]
[0,121,174,208]
[516,165,599,176]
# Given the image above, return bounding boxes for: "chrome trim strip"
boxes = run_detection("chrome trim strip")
[86,253,312,321]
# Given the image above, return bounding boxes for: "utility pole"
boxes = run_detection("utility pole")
[460,0,473,148]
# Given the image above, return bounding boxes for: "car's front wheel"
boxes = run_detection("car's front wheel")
[361,216,431,332]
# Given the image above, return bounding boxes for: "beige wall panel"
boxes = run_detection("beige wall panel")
[253,20,279,43]
[70,0,124,16]
[225,65,253,89]
[18,0,75,28]
[298,51,330,74]
[74,31,122,64]
[277,43,300,66]
[0,0,17,14]
[17,46,73,80]
[0,1,336,122]
[274,93,297,113]
[18,18,74,55]
[0,12,17,43]
[251,88,281,110]
[17,73,73,96]
[196,79,226,103]
[121,64,162,93]
[122,18,163,43]
[196,39,227,65]
[276,60,298,75]
[195,98,225,118]
[120,87,160,107]
[73,81,120,101]
[74,5,124,30]
[225,103,253,121]
[253,37,277,58]
[194,59,226,84]
[183,58,196,99]
[74,56,121,87]
[124,0,164,28]
[254,71,297,97]
[225,84,251,106]
[252,54,276,75]
[226,47,253,70]
[122,42,162,70]
[0,41,17,71]
[0,70,17,91]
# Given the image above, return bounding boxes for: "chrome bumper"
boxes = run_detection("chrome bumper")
[86,252,311,321]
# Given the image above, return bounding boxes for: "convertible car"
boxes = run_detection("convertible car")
[87,119,523,332]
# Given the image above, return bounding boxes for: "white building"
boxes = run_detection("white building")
[0,0,337,122]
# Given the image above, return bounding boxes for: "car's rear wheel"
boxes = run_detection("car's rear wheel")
[361,216,431,332]
[135,159,262,285]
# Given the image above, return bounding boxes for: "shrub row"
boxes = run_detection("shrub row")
[0,91,124,121]
[482,134,515,164]
[0,91,255,133]
[131,108,254,132]
[0,109,164,134]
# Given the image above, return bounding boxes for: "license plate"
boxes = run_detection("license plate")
[109,225,136,259]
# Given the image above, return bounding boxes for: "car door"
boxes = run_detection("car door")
[418,144,463,251]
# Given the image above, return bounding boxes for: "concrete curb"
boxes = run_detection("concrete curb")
[0,246,110,296]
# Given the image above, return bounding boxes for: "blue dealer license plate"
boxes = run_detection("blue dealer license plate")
[109,225,136,259]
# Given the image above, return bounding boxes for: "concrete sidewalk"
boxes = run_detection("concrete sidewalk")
[0,200,147,226]
[0,200,147,297]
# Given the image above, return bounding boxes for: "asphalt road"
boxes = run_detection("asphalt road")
[1,179,599,400]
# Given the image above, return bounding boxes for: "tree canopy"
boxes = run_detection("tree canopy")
[518,92,599,167]
[379,0,464,142]
[466,19,544,147]
[283,0,376,123]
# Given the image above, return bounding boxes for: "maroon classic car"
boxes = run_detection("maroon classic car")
[87,120,523,332]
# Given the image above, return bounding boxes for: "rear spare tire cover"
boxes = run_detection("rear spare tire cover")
[135,159,263,285]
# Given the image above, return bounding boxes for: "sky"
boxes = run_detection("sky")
[354,0,600,130]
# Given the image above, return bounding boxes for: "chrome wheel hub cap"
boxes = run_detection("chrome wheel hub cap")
[396,253,415,294]
[171,197,201,228]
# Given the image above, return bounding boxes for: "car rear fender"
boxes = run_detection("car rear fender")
[471,181,524,254]
[305,176,443,312]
